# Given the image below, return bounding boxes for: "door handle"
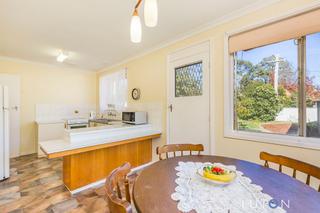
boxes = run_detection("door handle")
[11,106,18,111]
[168,104,173,112]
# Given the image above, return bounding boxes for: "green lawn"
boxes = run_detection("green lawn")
[238,120,262,131]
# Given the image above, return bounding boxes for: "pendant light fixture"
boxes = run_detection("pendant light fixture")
[56,51,68,62]
[130,8,142,43]
[130,0,158,43]
[144,0,158,27]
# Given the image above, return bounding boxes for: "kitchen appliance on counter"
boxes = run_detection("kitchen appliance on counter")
[65,118,89,129]
[0,86,9,180]
[89,111,96,119]
[122,111,147,125]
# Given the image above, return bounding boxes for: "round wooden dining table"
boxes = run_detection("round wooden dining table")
[132,155,320,213]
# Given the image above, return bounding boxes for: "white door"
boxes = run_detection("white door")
[168,42,210,154]
[0,74,20,158]
[0,86,10,179]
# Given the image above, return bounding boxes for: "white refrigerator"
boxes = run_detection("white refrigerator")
[0,85,9,180]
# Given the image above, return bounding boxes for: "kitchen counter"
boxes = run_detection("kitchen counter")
[89,118,121,124]
[39,124,161,193]
[41,124,161,157]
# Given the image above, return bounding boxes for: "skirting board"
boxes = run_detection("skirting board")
[69,160,157,195]
[69,178,106,195]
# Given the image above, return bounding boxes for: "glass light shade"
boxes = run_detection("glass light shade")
[130,14,142,43]
[144,0,158,27]
[56,52,68,62]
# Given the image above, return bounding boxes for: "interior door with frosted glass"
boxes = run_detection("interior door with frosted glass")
[168,43,210,154]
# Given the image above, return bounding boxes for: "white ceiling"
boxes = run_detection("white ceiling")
[0,0,270,71]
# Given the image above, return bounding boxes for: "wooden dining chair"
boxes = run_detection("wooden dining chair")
[105,162,133,213]
[156,144,204,160]
[260,152,320,192]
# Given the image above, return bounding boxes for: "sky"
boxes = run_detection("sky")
[237,32,320,86]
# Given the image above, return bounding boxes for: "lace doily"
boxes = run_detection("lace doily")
[171,161,286,213]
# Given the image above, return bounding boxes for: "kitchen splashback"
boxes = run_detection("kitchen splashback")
[36,104,96,121]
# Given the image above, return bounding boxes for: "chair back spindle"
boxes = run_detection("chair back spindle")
[156,144,204,160]
[260,152,320,192]
[105,162,132,213]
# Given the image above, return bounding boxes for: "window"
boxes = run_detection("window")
[99,69,128,111]
[233,33,320,139]
[226,8,320,148]
[234,39,299,136]
[175,62,203,97]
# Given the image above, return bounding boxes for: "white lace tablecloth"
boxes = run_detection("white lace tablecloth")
[171,161,286,213]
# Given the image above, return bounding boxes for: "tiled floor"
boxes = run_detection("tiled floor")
[0,154,121,213]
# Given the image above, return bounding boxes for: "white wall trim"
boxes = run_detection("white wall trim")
[223,3,320,151]
[209,39,215,155]
[166,48,171,150]
[225,129,320,151]
[69,178,106,195]
[224,35,234,143]
[19,151,37,157]
[97,0,281,73]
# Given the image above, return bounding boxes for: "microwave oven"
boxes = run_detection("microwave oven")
[122,111,147,125]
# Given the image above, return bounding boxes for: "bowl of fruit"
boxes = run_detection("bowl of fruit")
[197,164,236,185]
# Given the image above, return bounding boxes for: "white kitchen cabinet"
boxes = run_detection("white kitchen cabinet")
[35,121,65,157]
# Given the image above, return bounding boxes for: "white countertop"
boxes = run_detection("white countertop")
[65,122,138,135]
[40,124,161,155]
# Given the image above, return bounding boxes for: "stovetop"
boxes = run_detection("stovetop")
[65,118,89,124]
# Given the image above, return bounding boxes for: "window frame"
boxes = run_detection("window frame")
[224,10,320,150]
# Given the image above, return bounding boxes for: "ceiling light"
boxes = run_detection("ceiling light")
[144,0,158,27]
[56,52,68,62]
[130,0,159,43]
[130,9,142,43]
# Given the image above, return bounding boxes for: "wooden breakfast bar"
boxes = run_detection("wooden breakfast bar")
[40,124,161,193]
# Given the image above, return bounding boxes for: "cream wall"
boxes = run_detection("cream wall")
[0,58,96,155]
[98,0,320,169]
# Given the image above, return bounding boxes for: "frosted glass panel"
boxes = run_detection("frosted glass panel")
[175,62,203,97]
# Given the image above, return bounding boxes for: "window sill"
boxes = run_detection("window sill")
[224,129,320,151]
